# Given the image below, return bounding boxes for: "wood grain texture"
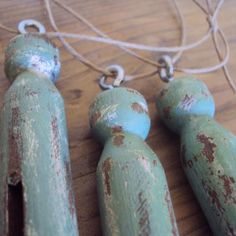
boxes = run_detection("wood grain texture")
[0,0,236,235]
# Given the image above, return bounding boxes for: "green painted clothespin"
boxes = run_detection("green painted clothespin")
[0,20,79,236]
[156,76,236,235]
[89,65,179,236]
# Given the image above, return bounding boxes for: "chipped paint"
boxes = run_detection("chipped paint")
[102,158,112,196]
[137,191,150,236]
[8,106,22,186]
[91,87,179,236]
[156,77,236,235]
[0,35,79,236]
[218,175,236,204]
[5,35,61,83]
[177,94,196,111]
[111,126,122,133]
[89,87,151,141]
[98,104,119,123]
[202,180,225,214]
[131,102,148,114]
[112,134,124,147]
[197,134,216,163]
[126,88,142,96]
[65,161,76,216]
[51,116,60,160]
[25,90,38,97]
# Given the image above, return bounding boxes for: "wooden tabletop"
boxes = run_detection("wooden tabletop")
[1,0,236,235]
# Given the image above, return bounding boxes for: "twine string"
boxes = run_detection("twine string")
[0,0,235,91]
[45,0,234,90]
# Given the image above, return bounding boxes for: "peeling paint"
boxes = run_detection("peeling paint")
[65,161,75,216]
[131,102,148,114]
[219,175,236,204]
[1,34,79,235]
[156,77,236,235]
[112,134,124,147]
[90,87,178,236]
[8,106,22,186]
[137,191,150,236]
[111,126,123,133]
[102,158,112,196]
[202,180,225,214]
[25,90,38,97]
[51,116,60,160]
[178,94,196,111]
[197,134,216,163]
[99,104,119,122]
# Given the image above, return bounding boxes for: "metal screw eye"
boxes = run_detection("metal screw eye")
[158,55,174,83]
[99,64,125,90]
[18,19,46,34]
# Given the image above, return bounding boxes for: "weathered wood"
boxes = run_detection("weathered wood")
[89,87,179,236]
[0,34,79,235]
[156,77,236,236]
[1,1,236,235]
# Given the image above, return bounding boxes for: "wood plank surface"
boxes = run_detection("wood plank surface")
[0,0,236,235]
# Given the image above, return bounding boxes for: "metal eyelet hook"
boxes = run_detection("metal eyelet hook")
[99,65,125,90]
[18,19,46,34]
[158,55,174,83]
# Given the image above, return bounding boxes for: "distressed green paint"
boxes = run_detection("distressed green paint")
[156,76,236,236]
[89,87,179,236]
[0,34,79,236]
[5,34,60,83]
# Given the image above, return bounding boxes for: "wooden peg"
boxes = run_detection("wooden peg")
[89,87,179,236]
[0,34,79,236]
[156,76,236,236]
